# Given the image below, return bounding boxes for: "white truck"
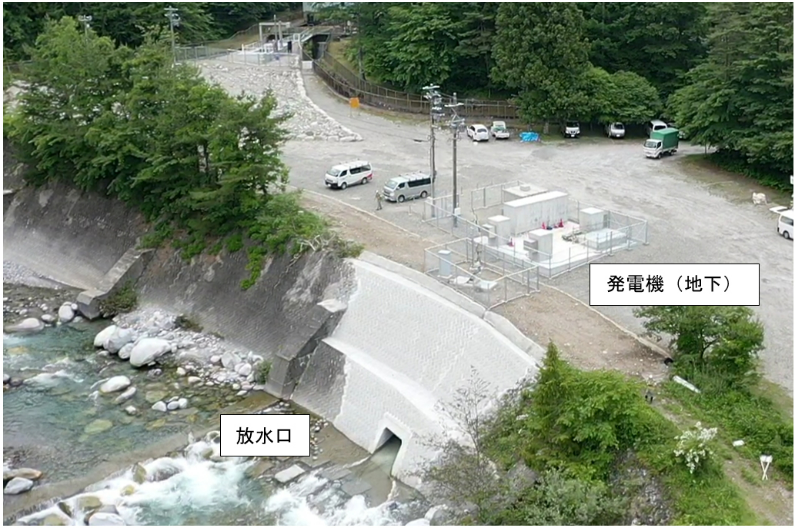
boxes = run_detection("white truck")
[490,121,511,139]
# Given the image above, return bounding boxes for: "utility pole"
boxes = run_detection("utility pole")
[422,85,444,209]
[164,6,180,64]
[78,15,92,38]
[446,93,464,227]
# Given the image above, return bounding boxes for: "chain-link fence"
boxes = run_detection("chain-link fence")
[424,238,539,309]
[469,180,525,212]
[312,53,518,120]
[175,45,303,66]
[411,188,650,280]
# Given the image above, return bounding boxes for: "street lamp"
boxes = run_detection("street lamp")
[78,15,92,37]
[164,6,181,63]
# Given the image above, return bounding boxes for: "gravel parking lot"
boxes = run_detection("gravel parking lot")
[201,59,793,395]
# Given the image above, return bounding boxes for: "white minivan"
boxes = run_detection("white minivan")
[324,160,373,190]
[770,206,794,240]
[645,119,668,137]
[383,172,433,203]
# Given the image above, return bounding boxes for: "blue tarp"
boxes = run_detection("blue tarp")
[519,131,540,143]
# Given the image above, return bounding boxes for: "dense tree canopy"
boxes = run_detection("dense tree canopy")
[323,1,790,179]
[492,2,591,130]
[579,2,709,97]
[6,16,288,249]
[2,2,297,59]
[669,2,793,182]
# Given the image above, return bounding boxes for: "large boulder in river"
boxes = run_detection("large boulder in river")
[129,338,172,367]
[118,343,134,360]
[104,327,134,354]
[4,477,34,494]
[94,325,118,347]
[58,303,75,323]
[99,376,131,394]
[5,317,44,333]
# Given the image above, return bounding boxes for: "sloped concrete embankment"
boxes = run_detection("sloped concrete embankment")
[2,173,357,375]
[3,180,147,291]
[292,252,544,487]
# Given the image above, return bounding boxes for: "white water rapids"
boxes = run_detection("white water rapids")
[15,432,425,526]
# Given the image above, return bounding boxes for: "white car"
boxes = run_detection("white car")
[490,121,511,139]
[324,160,373,190]
[605,122,625,138]
[466,124,490,142]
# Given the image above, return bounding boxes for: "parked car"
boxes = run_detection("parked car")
[324,160,373,190]
[561,120,580,138]
[605,122,625,138]
[490,121,511,139]
[771,206,794,240]
[467,124,490,142]
[382,172,432,203]
[645,119,668,137]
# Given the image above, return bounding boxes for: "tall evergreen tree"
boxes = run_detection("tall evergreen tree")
[491,2,591,130]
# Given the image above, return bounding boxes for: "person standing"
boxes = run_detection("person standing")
[376,190,383,211]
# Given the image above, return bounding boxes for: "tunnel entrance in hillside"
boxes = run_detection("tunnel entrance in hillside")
[372,429,402,477]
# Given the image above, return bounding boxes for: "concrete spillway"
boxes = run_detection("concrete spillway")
[292,256,542,487]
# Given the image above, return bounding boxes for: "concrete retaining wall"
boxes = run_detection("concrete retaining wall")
[3,180,146,290]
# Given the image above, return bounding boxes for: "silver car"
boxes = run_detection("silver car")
[605,122,625,138]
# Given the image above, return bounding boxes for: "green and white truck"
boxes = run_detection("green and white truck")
[644,128,679,159]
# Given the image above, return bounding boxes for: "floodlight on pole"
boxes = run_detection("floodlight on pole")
[165,6,180,64]
[422,84,444,207]
[78,15,92,37]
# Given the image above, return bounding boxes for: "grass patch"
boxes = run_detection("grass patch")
[328,40,357,72]
[660,380,793,485]
[98,282,138,318]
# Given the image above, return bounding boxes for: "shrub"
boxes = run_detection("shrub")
[98,282,138,317]
[174,314,203,332]
[255,361,272,385]
[673,422,718,475]
[516,342,668,477]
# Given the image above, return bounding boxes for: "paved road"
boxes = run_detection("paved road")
[280,72,794,395]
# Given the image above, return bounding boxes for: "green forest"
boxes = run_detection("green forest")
[5,2,793,182]
[320,2,793,184]
[3,2,300,56]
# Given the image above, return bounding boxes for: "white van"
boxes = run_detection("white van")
[324,160,373,190]
[645,119,668,137]
[383,172,432,203]
[770,206,794,239]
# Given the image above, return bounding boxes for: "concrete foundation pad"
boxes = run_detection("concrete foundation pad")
[320,467,352,481]
[274,464,306,483]
[340,478,371,497]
